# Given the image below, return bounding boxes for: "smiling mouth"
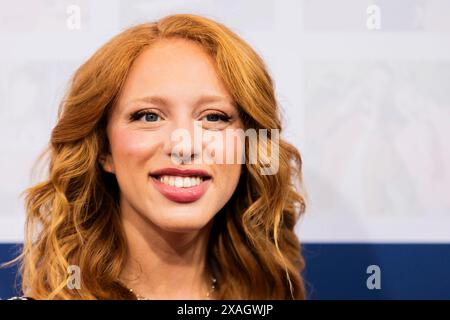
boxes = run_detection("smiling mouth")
[149,168,213,203]
[151,175,212,188]
[150,174,212,203]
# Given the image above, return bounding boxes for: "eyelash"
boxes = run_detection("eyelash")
[129,110,162,122]
[129,110,232,123]
[204,112,231,122]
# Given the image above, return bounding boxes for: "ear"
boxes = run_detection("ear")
[98,153,115,174]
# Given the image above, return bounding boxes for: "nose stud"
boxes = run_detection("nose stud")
[170,151,199,165]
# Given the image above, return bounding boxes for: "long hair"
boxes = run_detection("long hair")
[16,14,307,299]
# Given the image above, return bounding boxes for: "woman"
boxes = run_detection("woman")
[16,13,307,299]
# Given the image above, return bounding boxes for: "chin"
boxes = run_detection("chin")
[157,220,211,234]
[150,209,214,234]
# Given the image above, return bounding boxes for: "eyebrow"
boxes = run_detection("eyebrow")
[124,95,234,108]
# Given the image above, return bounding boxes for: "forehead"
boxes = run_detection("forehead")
[115,38,233,110]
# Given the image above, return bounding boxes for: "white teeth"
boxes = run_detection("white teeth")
[175,177,183,188]
[158,175,205,188]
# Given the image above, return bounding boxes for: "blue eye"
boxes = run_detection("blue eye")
[204,113,231,122]
[206,114,220,122]
[130,111,161,122]
[143,112,160,122]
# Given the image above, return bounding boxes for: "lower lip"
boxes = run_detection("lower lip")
[150,176,211,203]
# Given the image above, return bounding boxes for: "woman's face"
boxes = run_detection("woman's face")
[102,38,243,233]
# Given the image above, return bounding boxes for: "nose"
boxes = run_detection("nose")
[171,148,200,165]
[163,119,202,165]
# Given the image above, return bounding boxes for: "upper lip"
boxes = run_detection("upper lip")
[150,167,212,178]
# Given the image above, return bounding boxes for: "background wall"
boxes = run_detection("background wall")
[1,0,449,299]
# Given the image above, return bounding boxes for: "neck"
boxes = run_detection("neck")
[118,202,214,299]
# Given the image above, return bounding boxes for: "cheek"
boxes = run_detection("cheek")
[214,130,244,198]
[109,128,162,165]
[203,129,245,164]
[225,130,245,164]
[213,163,242,207]
[214,131,243,181]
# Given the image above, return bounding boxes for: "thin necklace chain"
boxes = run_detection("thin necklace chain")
[124,276,217,300]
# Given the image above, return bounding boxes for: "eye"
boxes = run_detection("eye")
[201,112,232,131]
[203,113,231,123]
[143,112,160,122]
[130,110,163,123]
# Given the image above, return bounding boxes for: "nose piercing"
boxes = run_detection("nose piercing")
[171,151,198,165]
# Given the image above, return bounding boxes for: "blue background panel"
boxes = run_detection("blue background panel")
[1,243,449,299]
[302,243,450,300]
